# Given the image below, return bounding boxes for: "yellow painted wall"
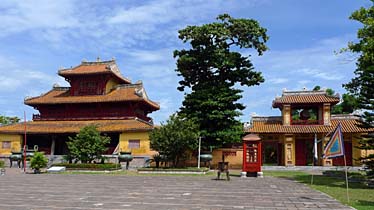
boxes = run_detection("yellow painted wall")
[0,134,22,155]
[323,103,331,125]
[212,149,243,169]
[119,131,156,156]
[282,105,291,126]
[105,78,119,94]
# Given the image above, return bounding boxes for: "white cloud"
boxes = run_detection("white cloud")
[108,1,178,25]
[296,68,344,81]
[267,78,288,84]
[0,0,78,36]
[0,55,64,93]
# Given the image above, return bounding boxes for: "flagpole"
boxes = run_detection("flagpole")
[343,154,350,203]
[311,134,315,185]
[23,111,27,173]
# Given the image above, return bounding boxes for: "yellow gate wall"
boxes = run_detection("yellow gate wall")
[0,134,22,155]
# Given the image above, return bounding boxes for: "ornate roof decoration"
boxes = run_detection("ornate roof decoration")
[272,90,340,108]
[58,59,131,84]
[0,118,153,134]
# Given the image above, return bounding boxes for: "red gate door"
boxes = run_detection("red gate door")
[295,140,306,166]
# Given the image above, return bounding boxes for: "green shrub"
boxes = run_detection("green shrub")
[0,160,4,168]
[52,163,121,170]
[30,152,48,171]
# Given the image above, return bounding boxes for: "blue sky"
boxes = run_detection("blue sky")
[0,0,371,124]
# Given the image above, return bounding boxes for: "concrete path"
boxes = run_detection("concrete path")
[0,168,353,210]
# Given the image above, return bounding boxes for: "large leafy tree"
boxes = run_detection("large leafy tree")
[313,86,358,114]
[0,115,20,126]
[67,125,110,163]
[332,93,359,114]
[150,114,199,167]
[343,2,374,174]
[174,14,268,149]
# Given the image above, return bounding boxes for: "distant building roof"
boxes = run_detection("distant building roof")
[24,83,160,110]
[58,59,131,84]
[0,118,153,134]
[272,90,340,108]
[247,114,372,134]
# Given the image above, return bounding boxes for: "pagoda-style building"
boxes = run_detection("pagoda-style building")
[0,59,159,162]
[247,89,373,167]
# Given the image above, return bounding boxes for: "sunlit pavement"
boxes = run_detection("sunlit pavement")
[0,168,353,210]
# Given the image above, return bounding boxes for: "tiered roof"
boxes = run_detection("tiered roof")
[247,115,372,134]
[24,83,160,110]
[272,90,340,108]
[0,118,153,134]
[58,59,131,83]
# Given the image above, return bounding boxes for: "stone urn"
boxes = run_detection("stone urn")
[118,152,133,170]
[200,152,212,168]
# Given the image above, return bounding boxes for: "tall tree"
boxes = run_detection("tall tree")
[174,14,268,149]
[0,115,20,126]
[150,114,199,167]
[332,93,358,114]
[67,125,110,163]
[312,86,358,114]
[343,2,374,174]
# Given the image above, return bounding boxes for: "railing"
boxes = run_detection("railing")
[32,113,152,123]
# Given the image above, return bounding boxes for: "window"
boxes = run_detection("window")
[78,81,98,95]
[128,140,140,149]
[291,107,320,125]
[2,141,11,149]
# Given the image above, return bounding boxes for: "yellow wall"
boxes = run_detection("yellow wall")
[0,134,22,155]
[105,78,119,94]
[351,134,360,166]
[323,103,331,125]
[282,105,291,126]
[119,131,156,156]
[211,149,243,169]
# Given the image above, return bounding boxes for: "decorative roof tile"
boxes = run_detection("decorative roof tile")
[24,84,160,110]
[0,118,153,134]
[247,115,372,134]
[58,60,131,83]
[272,90,340,108]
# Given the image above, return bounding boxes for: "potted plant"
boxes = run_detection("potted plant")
[30,152,48,174]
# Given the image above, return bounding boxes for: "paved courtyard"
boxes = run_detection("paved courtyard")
[0,168,353,210]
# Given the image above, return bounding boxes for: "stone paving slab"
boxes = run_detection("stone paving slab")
[0,168,353,210]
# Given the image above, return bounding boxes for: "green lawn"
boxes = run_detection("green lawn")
[265,171,374,210]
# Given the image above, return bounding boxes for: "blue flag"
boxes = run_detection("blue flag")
[323,123,344,159]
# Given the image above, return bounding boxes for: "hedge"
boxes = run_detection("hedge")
[52,163,121,170]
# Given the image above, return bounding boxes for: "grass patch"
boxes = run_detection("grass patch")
[138,167,209,172]
[265,170,374,210]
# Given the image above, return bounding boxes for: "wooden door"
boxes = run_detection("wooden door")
[295,140,306,166]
